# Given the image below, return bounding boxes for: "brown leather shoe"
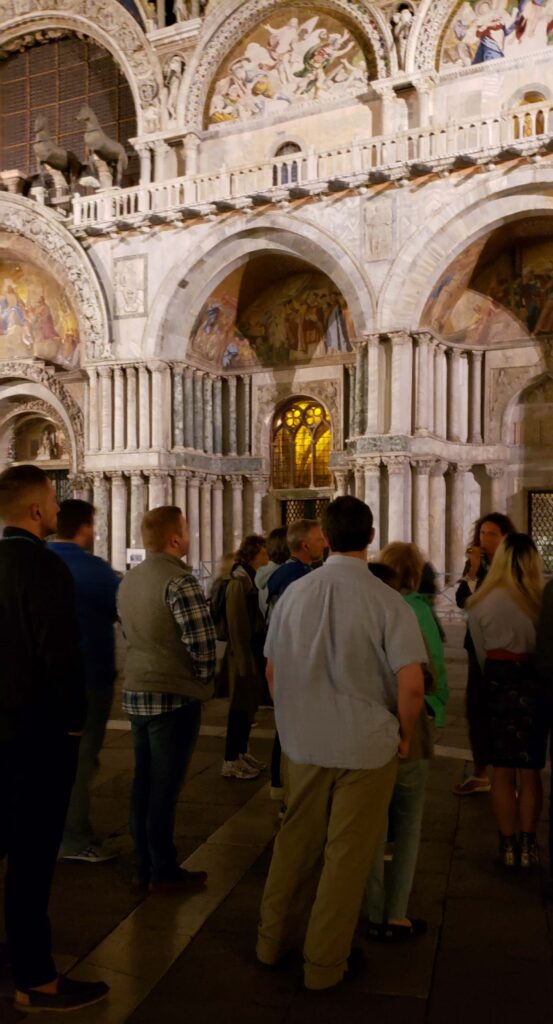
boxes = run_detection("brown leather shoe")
[149,868,208,894]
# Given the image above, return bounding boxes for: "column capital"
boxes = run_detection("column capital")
[212,477,225,492]
[413,331,433,348]
[130,470,145,484]
[110,470,127,484]
[229,474,243,490]
[184,366,196,380]
[365,333,381,348]
[485,462,505,480]
[387,330,411,347]
[147,360,169,374]
[200,475,212,491]
[92,472,109,488]
[411,457,434,475]
[172,361,187,373]
[429,459,448,478]
[251,474,269,494]
[174,468,189,480]
[113,364,124,377]
[363,456,382,472]
[188,473,201,487]
[449,461,471,476]
[383,455,409,473]
[351,337,368,353]
[148,469,167,480]
[97,364,113,379]
[69,473,92,490]
[227,374,238,388]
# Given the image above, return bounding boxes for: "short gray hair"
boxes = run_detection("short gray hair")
[286,518,320,553]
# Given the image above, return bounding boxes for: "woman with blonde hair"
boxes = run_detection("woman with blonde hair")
[364,541,447,940]
[467,533,546,868]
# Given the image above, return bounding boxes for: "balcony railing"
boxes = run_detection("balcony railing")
[72,101,553,229]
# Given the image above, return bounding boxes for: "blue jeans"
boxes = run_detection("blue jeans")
[364,759,429,923]
[129,702,201,882]
[60,685,113,856]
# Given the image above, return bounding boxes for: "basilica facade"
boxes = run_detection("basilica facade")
[1,0,553,589]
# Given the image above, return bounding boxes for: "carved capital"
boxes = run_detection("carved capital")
[383,455,409,474]
[411,458,434,476]
[429,459,448,478]
[485,463,505,480]
[387,331,411,347]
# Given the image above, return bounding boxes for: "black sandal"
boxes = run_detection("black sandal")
[380,918,427,942]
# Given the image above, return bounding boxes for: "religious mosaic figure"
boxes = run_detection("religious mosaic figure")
[207,9,369,125]
[440,0,553,67]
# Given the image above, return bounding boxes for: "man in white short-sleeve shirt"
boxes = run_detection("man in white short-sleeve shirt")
[257,496,425,992]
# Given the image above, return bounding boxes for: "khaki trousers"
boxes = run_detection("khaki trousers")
[257,755,397,990]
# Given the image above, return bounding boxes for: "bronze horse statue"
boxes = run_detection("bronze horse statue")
[76,105,128,188]
[33,114,82,187]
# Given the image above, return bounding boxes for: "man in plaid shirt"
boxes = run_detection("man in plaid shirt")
[118,506,216,894]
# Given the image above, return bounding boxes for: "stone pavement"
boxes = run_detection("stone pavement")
[1,625,552,1024]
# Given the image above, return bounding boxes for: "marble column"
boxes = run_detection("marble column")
[414,333,431,436]
[138,365,150,450]
[174,468,187,518]
[203,375,214,454]
[193,371,203,451]
[213,377,223,455]
[366,334,380,434]
[242,376,251,455]
[99,365,113,452]
[184,133,200,176]
[111,472,127,572]
[231,475,243,549]
[364,458,381,551]
[151,362,167,450]
[184,368,194,449]
[429,460,448,573]
[252,476,267,534]
[385,456,408,542]
[200,477,212,567]
[427,340,435,435]
[435,344,448,438]
[148,470,166,509]
[92,474,110,560]
[187,475,201,568]
[129,471,146,548]
[172,365,184,447]
[113,366,125,452]
[212,479,224,567]
[354,464,365,501]
[333,470,348,498]
[227,376,238,456]
[412,459,432,555]
[486,463,506,512]
[126,366,138,452]
[136,142,152,187]
[70,474,92,501]
[347,364,356,440]
[389,332,412,435]
[354,340,366,435]
[469,351,484,444]
[448,464,469,578]
[447,349,462,442]
[87,367,99,452]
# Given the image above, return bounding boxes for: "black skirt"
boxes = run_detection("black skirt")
[485,657,548,770]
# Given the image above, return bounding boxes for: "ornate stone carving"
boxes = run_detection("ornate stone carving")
[114,256,147,319]
[0,195,110,359]
[183,0,391,130]
[413,0,454,70]
[391,2,415,70]
[0,0,162,128]
[0,360,85,468]
[364,197,394,261]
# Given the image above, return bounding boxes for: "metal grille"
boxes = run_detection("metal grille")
[282,498,330,525]
[528,490,553,572]
[49,470,72,504]
[0,37,137,183]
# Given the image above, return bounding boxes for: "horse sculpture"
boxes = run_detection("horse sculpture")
[33,114,82,188]
[76,105,128,188]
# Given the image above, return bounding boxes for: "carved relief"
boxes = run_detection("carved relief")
[0,195,110,359]
[364,197,394,261]
[183,0,391,131]
[113,255,147,319]
[414,0,453,70]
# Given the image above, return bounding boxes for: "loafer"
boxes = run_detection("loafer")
[149,868,208,894]
[14,975,109,1013]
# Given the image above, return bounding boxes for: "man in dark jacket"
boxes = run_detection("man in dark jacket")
[0,465,108,1013]
[266,519,326,604]
[49,499,120,863]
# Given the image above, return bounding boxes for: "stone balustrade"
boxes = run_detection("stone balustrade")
[72,100,552,229]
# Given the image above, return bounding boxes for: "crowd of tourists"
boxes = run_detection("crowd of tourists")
[0,463,552,1008]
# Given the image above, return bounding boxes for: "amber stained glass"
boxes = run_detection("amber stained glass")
[273,399,331,489]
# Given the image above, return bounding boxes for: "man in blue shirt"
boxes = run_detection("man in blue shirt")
[266,519,326,605]
[49,500,120,864]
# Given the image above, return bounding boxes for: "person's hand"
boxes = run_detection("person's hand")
[398,736,410,759]
[466,546,482,578]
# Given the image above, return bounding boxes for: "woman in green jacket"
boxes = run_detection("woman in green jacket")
[364,542,448,940]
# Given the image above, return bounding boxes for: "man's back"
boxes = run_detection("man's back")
[0,530,84,737]
[265,554,426,770]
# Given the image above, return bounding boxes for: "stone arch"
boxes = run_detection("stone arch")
[377,164,553,332]
[146,213,376,360]
[0,0,163,134]
[506,83,553,107]
[0,369,84,471]
[410,0,454,71]
[501,367,553,447]
[180,0,394,130]
[0,192,110,360]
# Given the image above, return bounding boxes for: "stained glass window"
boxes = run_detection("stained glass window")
[272,399,331,489]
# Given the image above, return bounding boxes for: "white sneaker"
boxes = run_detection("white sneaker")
[242,751,267,771]
[60,845,117,864]
[221,756,260,779]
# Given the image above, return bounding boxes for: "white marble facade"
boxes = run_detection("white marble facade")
[1,0,553,584]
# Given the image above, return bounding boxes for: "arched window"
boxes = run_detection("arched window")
[272,142,302,187]
[513,91,546,140]
[272,398,332,489]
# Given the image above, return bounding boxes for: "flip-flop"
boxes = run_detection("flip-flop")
[453,776,491,796]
